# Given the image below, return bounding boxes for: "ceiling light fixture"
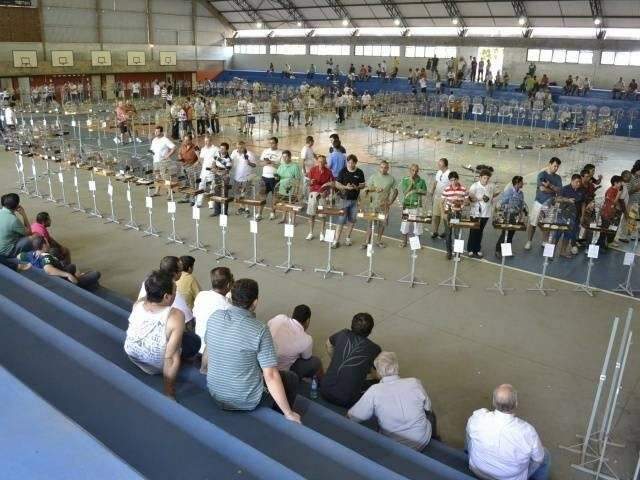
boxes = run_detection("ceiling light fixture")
[518,16,526,26]
[594,17,602,25]
[452,17,459,25]
[394,18,401,26]
[296,21,302,27]
[256,21,263,28]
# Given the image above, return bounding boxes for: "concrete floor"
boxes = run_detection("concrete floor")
[2,112,639,479]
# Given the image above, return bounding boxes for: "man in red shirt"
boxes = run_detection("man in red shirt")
[305,155,334,241]
[441,171,469,259]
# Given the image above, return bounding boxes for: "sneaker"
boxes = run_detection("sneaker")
[269,212,275,220]
[255,214,262,221]
[376,242,386,248]
[360,243,368,250]
[619,238,629,243]
[570,246,579,255]
[476,251,484,258]
[345,237,353,246]
[438,233,446,239]
[609,241,620,248]
[430,232,438,239]
[305,233,314,241]
[331,241,340,249]
[524,241,532,250]
[319,233,324,242]
[446,252,452,260]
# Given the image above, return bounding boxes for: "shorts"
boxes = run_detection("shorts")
[336,199,358,224]
[118,121,128,134]
[433,197,444,218]
[262,176,276,194]
[401,208,424,235]
[247,115,256,125]
[529,201,543,227]
[306,191,324,216]
[270,112,279,122]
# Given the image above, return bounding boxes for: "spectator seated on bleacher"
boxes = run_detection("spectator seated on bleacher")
[176,255,201,310]
[268,304,323,381]
[0,193,34,270]
[466,384,550,480]
[124,270,200,399]
[612,77,625,99]
[347,351,435,451]
[539,74,549,90]
[204,278,301,423]
[320,313,381,408]
[193,266,232,358]
[562,75,575,95]
[31,211,71,265]
[17,235,101,290]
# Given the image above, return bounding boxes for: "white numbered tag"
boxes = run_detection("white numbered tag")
[250,220,258,233]
[145,196,153,209]
[107,184,113,196]
[450,218,460,225]
[587,244,600,259]
[29,118,34,126]
[623,252,635,266]
[409,235,421,251]
[208,200,214,209]
[126,190,131,202]
[284,223,294,238]
[43,119,47,126]
[88,180,96,191]
[31,163,37,175]
[119,169,125,176]
[501,243,513,257]
[590,222,597,229]
[101,121,107,128]
[366,244,373,257]
[453,239,464,254]
[543,243,555,258]
[71,120,76,127]
[609,225,618,232]
[323,229,335,243]
[57,172,64,183]
[73,176,78,187]
[192,206,200,220]
[219,214,228,227]
[167,201,176,214]
[377,213,386,221]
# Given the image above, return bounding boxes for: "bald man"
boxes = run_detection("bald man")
[466,384,549,480]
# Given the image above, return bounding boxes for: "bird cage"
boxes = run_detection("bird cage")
[444,127,464,144]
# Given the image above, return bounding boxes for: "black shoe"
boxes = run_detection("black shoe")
[438,233,446,239]
[210,212,220,217]
[431,232,438,239]
[446,252,452,260]
[495,251,502,259]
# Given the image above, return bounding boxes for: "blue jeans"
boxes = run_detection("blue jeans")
[529,448,550,480]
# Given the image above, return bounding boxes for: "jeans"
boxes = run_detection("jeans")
[75,270,101,290]
[0,255,19,270]
[467,217,488,254]
[11,236,35,256]
[496,229,515,252]
[529,448,551,480]
[181,330,201,359]
[260,370,299,414]
[445,220,458,254]
[290,356,322,379]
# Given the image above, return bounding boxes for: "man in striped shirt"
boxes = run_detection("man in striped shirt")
[441,171,469,259]
[205,278,301,423]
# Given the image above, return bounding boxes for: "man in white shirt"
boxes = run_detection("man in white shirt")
[4,103,17,130]
[430,157,451,238]
[259,137,283,220]
[467,169,498,258]
[305,96,317,126]
[150,125,176,196]
[153,80,161,98]
[132,81,141,99]
[267,305,322,380]
[230,140,257,215]
[195,135,218,207]
[361,91,372,110]
[138,256,194,324]
[193,266,232,355]
[348,352,433,451]
[300,135,315,174]
[466,384,549,480]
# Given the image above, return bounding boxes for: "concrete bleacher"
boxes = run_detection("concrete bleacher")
[216,69,640,137]
[0,264,474,480]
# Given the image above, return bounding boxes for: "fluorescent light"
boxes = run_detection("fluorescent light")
[594,17,602,26]
[452,18,459,25]
[342,19,349,26]
[394,18,401,26]
[518,16,527,26]
[256,21,263,28]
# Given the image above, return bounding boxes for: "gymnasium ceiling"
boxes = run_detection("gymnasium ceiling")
[208,0,640,32]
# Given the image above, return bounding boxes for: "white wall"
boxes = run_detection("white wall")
[230,44,640,89]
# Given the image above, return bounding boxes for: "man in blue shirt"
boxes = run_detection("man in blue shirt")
[525,157,562,250]
[555,174,584,258]
[327,138,346,178]
[205,278,301,423]
[495,176,526,258]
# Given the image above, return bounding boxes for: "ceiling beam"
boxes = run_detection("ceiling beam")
[270,0,310,28]
[324,0,355,27]
[589,0,605,39]
[200,0,236,32]
[231,0,270,29]
[441,0,466,35]
[511,0,531,37]
[380,0,408,28]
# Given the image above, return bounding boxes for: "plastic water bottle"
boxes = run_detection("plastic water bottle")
[310,376,318,399]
